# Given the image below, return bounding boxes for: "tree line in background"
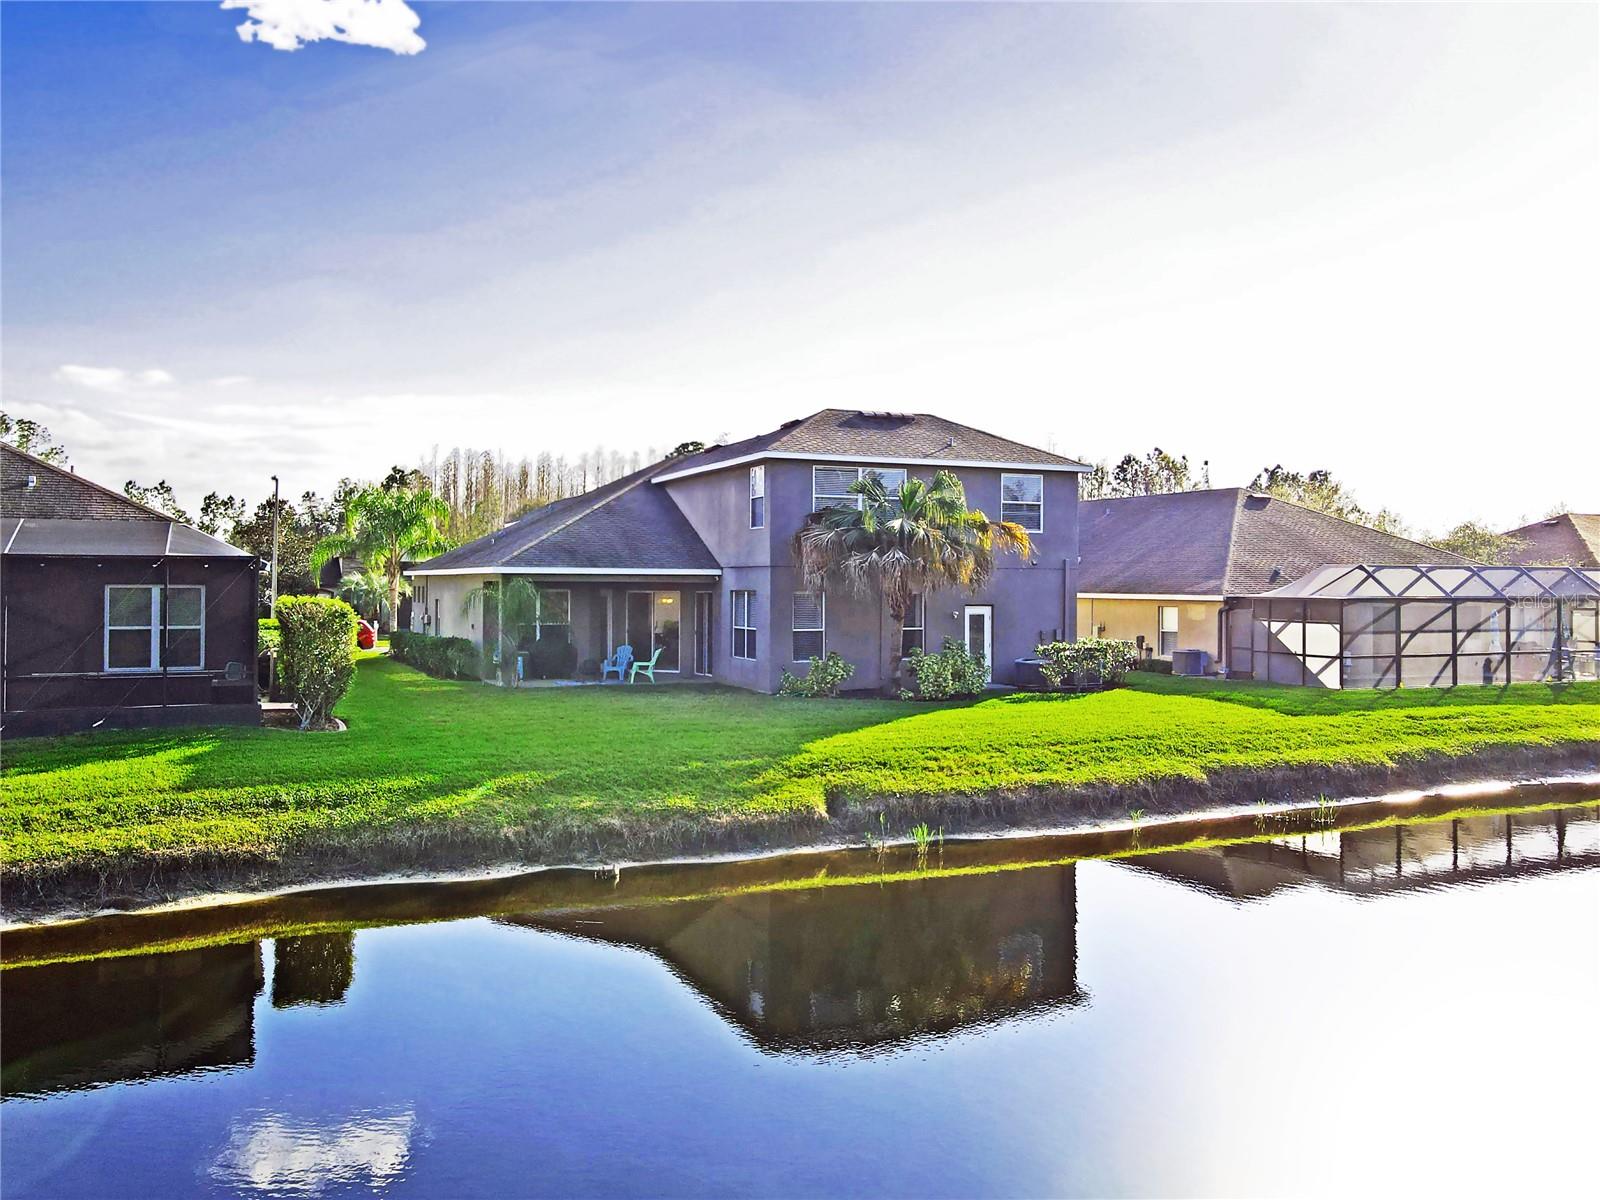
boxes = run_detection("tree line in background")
[0,413,1578,586]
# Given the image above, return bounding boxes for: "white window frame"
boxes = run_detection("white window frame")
[1001,473,1044,532]
[731,589,757,660]
[104,584,206,673]
[791,591,826,662]
[1158,604,1180,659]
[901,592,924,657]
[749,465,766,529]
[812,465,908,513]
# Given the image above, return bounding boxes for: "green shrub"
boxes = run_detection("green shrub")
[257,617,282,656]
[778,651,857,697]
[1132,657,1174,675]
[389,629,479,679]
[275,595,357,730]
[1034,637,1138,690]
[904,639,988,699]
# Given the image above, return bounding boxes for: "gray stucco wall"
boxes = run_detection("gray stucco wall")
[681,459,1079,692]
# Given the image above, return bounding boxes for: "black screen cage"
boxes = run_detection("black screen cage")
[1225,564,1600,689]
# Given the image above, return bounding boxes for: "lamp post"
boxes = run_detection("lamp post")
[269,474,280,616]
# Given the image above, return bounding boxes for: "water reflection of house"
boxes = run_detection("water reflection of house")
[1,941,263,1097]
[505,864,1083,1054]
[1125,806,1600,901]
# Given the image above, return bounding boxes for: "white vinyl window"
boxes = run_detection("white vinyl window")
[1158,605,1180,658]
[1001,473,1044,532]
[812,465,908,512]
[731,590,757,660]
[792,592,825,661]
[749,465,766,529]
[105,584,205,672]
[901,593,924,657]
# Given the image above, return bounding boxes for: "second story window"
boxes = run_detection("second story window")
[749,465,765,528]
[812,465,907,513]
[1001,473,1044,532]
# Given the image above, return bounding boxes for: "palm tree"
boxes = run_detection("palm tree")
[461,576,546,685]
[310,485,451,631]
[335,567,390,624]
[792,470,1033,694]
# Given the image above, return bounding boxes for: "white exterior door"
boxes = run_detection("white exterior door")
[964,604,994,683]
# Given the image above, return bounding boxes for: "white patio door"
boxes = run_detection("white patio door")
[964,604,994,683]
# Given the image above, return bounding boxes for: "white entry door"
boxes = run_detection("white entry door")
[964,604,994,683]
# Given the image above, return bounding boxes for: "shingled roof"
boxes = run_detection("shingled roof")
[409,458,720,575]
[1,442,169,521]
[1502,513,1600,568]
[653,409,1086,481]
[1076,489,1472,597]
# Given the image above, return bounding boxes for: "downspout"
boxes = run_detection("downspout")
[1062,557,1071,642]
[161,554,170,714]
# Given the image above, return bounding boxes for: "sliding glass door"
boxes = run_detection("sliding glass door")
[625,590,681,671]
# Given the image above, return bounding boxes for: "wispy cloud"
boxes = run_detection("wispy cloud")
[210,374,254,387]
[222,0,425,56]
[54,364,174,392]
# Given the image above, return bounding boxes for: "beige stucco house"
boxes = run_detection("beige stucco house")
[1074,489,1470,671]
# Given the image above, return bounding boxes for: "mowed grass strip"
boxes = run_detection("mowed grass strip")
[2,656,1597,871]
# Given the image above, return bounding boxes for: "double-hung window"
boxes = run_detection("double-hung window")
[731,590,757,660]
[1001,474,1044,532]
[105,584,205,672]
[792,592,825,661]
[749,466,766,529]
[901,593,924,657]
[812,465,908,513]
[1158,605,1180,658]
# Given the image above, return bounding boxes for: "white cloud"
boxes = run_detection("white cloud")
[211,1110,415,1193]
[210,374,254,387]
[222,0,425,56]
[54,364,174,393]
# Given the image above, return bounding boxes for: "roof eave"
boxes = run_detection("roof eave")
[653,450,1089,484]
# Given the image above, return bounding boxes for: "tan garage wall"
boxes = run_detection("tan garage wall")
[1074,597,1221,662]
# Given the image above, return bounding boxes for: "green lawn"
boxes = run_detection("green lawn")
[3,656,1597,875]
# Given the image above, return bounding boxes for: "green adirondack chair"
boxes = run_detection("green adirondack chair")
[628,646,664,684]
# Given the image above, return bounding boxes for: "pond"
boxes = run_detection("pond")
[3,795,1597,1198]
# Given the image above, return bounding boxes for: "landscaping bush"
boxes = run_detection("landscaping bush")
[525,635,579,680]
[779,651,857,698]
[1132,657,1174,675]
[257,617,281,656]
[904,639,988,699]
[1034,637,1138,691]
[275,595,357,730]
[389,629,479,679]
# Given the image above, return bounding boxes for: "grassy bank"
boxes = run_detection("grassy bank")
[3,656,1598,887]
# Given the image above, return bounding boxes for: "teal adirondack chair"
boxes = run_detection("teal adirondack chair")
[629,646,664,684]
[600,644,633,683]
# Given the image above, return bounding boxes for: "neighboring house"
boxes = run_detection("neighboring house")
[316,554,413,629]
[1,443,260,735]
[1502,513,1600,568]
[407,409,1087,692]
[1075,488,1472,669]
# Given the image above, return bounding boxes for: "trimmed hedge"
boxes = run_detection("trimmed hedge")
[390,629,480,679]
[275,595,357,730]
[904,639,988,699]
[1034,637,1138,690]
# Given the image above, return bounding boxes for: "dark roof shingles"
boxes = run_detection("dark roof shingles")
[1077,489,1472,596]
[1503,514,1600,568]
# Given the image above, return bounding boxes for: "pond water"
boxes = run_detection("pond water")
[3,799,1597,1198]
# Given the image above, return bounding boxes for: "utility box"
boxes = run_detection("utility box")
[1171,649,1212,676]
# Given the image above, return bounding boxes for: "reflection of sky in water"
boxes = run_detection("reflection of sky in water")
[210,1110,415,1195]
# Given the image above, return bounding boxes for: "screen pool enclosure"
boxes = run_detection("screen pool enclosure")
[1225,564,1600,689]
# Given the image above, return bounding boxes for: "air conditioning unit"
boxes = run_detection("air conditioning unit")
[1171,649,1211,676]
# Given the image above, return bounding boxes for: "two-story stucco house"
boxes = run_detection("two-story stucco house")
[406,410,1087,692]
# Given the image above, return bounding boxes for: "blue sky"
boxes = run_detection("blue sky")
[4,1,1596,530]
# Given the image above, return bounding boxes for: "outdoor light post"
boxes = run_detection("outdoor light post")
[269,473,280,616]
